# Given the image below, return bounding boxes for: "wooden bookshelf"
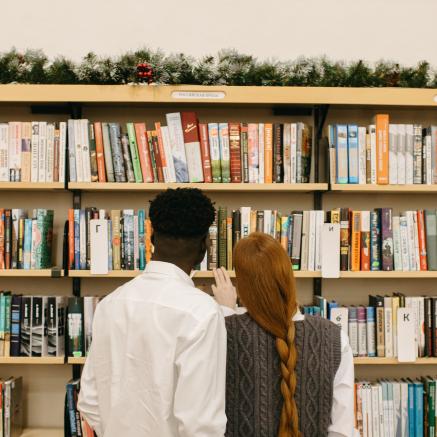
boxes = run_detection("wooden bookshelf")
[68,357,86,365]
[0,269,64,278]
[21,428,63,437]
[2,84,437,107]
[0,182,65,191]
[354,357,437,365]
[337,271,437,279]
[0,357,65,365]
[68,182,327,192]
[330,183,437,193]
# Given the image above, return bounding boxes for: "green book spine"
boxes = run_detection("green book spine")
[138,209,145,270]
[35,209,54,269]
[4,293,11,356]
[429,379,436,436]
[218,207,227,268]
[126,123,143,183]
[67,297,83,357]
[0,293,5,355]
[88,123,99,182]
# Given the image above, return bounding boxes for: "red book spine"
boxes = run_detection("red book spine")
[417,210,428,270]
[155,122,168,182]
[134,123,154,183]
[151,130,164,183]
[199,123,212,183]
[0,209,4,269]
[93,122,107,182]
[229,123,242,183]
[68,209,74,269]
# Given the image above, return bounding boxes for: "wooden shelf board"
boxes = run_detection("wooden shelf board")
[21,428,63,437]
[354,357,437,365]
[337,271,437,278]
[0,269,63,277]
[0,182,65,191]
[0,357,65,364]
[68,357,86,365]
[1,85,437,107]
[68,182,327,192]
[331,184,437,193]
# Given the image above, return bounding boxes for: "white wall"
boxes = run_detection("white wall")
[1,0,437,64]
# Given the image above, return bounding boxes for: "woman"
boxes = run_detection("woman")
[213,232,355,437]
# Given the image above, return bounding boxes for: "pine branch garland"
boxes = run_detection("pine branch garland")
[0,47,436,88]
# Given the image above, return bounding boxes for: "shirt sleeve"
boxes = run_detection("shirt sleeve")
[328,330,358,437]
[77,316,103,436]
[174,310,227,437]
[220,305,247,317]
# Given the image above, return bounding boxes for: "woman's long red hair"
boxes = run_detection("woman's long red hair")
[233,232,300,437]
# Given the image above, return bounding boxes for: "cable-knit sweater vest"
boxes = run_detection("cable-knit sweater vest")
[225,313,342,437]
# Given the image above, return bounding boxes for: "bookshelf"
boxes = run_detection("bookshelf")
[2,84,437,431]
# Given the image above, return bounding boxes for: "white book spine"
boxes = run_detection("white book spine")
[397,124,406,184]
[315,210,324,271]
[348,315,358,357]
[300,211,310,271]
[161,126,177,182]
[185,138,204,183]
[400,383,408,436]
[358,313,367,357]
[366,384,373,437]
[45,123,55,183]
[413,212,420,271]
[358,126,367,184]
[392,382,401,437]
[258,123,265,184]
[405,124,414,184]
[290,123,297,183]
[59,122,67,183]
[30,122,39,182]
[417,296,425,357]
[263,210,272,236]
[308,211,316,271]
[371,385,380,437]
[90,219,109,274]
[8,122,21,181]
[399,214,410,271]
[38,122,47,182]
[392,216,402,271]
[410,297,420,357]
[378,384,385,437]
[366,312,376,357]
[240,207,251,238]
[384,304,393,357]
[67,119,76,183]
[426,134,432,184]
[81,119,91,182]
[30,218,37,269]
[389,124,398,184]
[83,297,95,355]
[369,125,377,184]
[329,307,348,334]
[388,383,395,437]
[166,113,189,183]
[0,124,9,181]
[406,211,416,271]
[361,383,368,437]
[74,120,84,182]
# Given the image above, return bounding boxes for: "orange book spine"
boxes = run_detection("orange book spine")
[150,130,164,183]
[155,122,168,175]
[93,122,107,182]
[417,210,428,270]
[0,209,4,269]
[145,218,152,264]
[68,209,75,269]
[375,114,389,184]
[351,211,361,271]
[134,123,154,183]
[264,123,273,183]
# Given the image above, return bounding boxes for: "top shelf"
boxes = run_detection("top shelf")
[1,85,437,107]
[330,184,437,193]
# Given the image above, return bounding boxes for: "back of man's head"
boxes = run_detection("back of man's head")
[149,188,215,270]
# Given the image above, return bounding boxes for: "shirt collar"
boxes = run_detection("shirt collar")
[144,261,195,287]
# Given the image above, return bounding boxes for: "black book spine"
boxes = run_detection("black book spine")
[120,216,125,270]
[20,296,31,356]
[4,209,11,269]
[425,297,433,357]
[433,297,437,357]
[340,208,349,271]
[232,210,241,250]
[85,208,92,270]
[47,297,56,357]
[31,296,43,357]
[273,123,283,183]
[10,295,22,357]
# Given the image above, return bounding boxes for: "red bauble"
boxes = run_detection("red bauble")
[136,62,154,84]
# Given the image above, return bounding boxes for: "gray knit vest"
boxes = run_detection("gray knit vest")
[225,313,342,437]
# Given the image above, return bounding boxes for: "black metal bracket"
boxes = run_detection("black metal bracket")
[272,106,313,117]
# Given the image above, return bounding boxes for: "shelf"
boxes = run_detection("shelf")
[0,269,63,278]
[1,85,437,107]
[21,428,63,437]
[68,357,86,365]
[331,184,437,193]
[68,182,327,192]
[0,357,65,364]
[337,271,437,278]
[0,182,65,191]
[69,270,320,278]
[354,357,437,365]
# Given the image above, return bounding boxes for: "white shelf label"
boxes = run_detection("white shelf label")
[171,91,225,100]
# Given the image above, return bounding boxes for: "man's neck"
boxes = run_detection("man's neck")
[152,254,193,276]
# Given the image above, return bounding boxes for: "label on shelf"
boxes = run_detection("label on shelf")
[171,91,225,100]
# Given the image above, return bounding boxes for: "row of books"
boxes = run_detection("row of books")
[65,379,93,437]
[0,293,98,358]
[0,377,23,437]
[0,121,66,183]
[306,294,436,360]
[68,116,313,184]
[354,378,433,437]
[329,116,437,185]
[0,209,54,270]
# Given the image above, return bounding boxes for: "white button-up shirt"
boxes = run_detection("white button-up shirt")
[78,261,227,437]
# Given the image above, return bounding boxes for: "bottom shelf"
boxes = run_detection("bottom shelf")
[21,429,63,437]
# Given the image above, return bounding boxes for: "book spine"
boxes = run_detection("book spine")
[375,114,389,184]
[392,216,402,271]
[399,214,410,271]
[425,297,433,356]
[134,123,154,183]
[264,124,273,183]
[348,307,358,357]
[425,210,437,270]
[358,126,367,184]
[93,122,106,182]
[4,294,11,356]
[384,299,393,357]
[198,123,213,183]
[290,123,297,184]
[58,122,66,183]
[360,211,370,271]
[120,133,135,182]
[4,210,11,269]
[207,213,218,270]
[366,306,376,357]
[339,208,349,271]
[357,307,367,357]
[80,119,91,183]
[369,125,377,184]
[23,218,32,269]
[21,122,32,182]
[31,122,40,182]
[229,123,242,183]
[218,123,231,183]
[38,121,47,182]
[10,295,21,357]
[110,210,121,270]
[208,123,222,183]
[348,125,359,183]
[380,208,394,271]
[145,218,152,264]
[413,124,423,184]
[273,123,283,183]
[415,383,424,437]
[20,296,31,356]
[257,123,265,184]
[160,126,177,183]
[180,113,203,183]
[389,124,398,184]
[335,124,348,183]
[248,123,259,183]
[126,123,143,183]
[138,210,145,271]
[31,296,42,357]
[108,123,126,182]
[68,297,83,357]
[301,124,312,183]
[53,125,60,182]
[350,211,361,271]
[370,211,381,271]
[101,123,115,182]
[87,123,98,182]
[79,210,86,270]
[240,123,249,183]
[397,124,406,184]
[17,217,24,269]
[226,217,233,270]
[417,210,428,270]
[165,112,189,182]
[0,209,3,269]
[283,123,291,183]
[47,297,56,356]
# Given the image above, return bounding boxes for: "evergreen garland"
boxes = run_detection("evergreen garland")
[0,48,436,88]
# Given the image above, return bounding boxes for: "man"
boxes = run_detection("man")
[78,188,227,437]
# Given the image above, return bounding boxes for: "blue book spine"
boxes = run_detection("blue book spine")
[286,215,293,257]
[347,124,359,183]
[415,382,424,437]
[313,307,321,316]
[73,209,80,270]
[327,301,338,320]
[138,209,145,270]
[108,219,112,271]
[408,382,416,437]
[370,211,381,271]
[335,125,349,184]
[366,306,376,357]
[23,219,32,270]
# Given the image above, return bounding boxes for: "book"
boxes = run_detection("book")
[166,113,189,183]
[180,112,203,183]
[198,123,213,183]
[218,123,231,183]
[126,123,143,183]
[347,125,359,183]
[375,114,389,184]
[229,123,242,183]
[264,124,273,183]
[67,297,83,357]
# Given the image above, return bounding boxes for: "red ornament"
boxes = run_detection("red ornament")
[136,62,154,84]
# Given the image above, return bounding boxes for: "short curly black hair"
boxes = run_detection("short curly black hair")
[149,188,215,238]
